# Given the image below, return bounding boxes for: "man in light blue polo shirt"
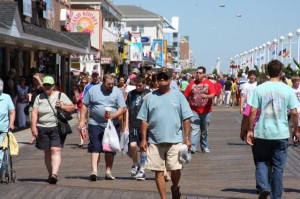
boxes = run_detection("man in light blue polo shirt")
[138,67,193,199]
[78,74,126,181]
[0,78,15,133]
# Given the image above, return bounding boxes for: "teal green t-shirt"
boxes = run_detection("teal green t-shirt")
[180,80,189,92]
[137,89,193,144]
[249,81,298,139]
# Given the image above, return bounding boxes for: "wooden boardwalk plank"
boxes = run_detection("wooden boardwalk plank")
[3,106,299,199]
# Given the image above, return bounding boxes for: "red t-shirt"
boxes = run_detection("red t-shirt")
[214,82,222,96]
[184,79,216,114]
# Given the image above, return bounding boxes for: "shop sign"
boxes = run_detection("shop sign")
[69,10,101,50]
[101,57,112,65]
[141,36,151,43]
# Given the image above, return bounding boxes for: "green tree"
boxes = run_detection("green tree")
[212,68,218,76]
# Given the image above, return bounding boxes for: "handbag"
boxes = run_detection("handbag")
[56,93,73,123]
[24,104,30,115]
[45,92,73,135]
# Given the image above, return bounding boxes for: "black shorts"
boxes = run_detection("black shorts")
[129,128,141,145]
[36,126,66,150]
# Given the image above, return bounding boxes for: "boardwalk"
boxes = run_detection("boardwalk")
[1,106,300,199]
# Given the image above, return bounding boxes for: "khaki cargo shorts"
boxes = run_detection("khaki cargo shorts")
[145,143,182,171]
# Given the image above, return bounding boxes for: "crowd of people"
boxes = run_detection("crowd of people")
[1,59,300,199]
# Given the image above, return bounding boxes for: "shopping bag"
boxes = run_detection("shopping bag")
[119,130,129,153]
[102,120,121,152]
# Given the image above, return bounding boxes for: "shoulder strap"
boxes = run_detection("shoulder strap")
[45,93,58,124]
[59,92,61,99]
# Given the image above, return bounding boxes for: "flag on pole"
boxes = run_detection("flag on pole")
[283,49,289,58]
[269,43,276,51]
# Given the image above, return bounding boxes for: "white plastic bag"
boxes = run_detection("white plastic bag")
[102,119,121,152]
[119,130,129,153]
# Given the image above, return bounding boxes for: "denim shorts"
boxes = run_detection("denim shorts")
[129,128,141,145]
[88,124,119,153]
[36,126,66,150]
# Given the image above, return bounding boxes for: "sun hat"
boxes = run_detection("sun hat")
[43,76,55,85]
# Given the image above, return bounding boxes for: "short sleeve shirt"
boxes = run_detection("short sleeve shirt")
[249,81,298,139]
[33,91,73,127]
[82,84,126,127]
[184,79,216,114]
[126,89,150,129]
[0,93,15,132]
[137,89,193,144]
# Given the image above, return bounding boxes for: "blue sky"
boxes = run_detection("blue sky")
[112,0,300,73]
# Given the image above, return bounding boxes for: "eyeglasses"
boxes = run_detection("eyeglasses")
[196,71,204,74]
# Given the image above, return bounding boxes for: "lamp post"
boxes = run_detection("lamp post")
[273,39,278,59]
[254,47,258,66]
[279,36,285,62]
[297,29,300,63]
[248,50,252,69]
[240,53,243,70]
[259,46,263,69]
[262,44,266,65]
[266,41,271,63]
[288,32,293,66]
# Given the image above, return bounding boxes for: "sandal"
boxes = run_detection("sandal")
[49,174,58,184]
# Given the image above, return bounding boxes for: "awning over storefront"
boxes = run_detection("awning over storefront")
[0,2,95,55]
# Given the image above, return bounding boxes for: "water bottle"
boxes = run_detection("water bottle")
[140,151,147,167]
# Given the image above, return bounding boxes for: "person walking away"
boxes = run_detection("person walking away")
[0,78,16,132]
[247,60,299,199]
[124,75,150,180]
[28,73,44,144]
[31,76,75,184]
[223,77,232,108]
[213,76,222,106]
[240,70,257,113]
[179,75,189,93]
[16,77,29,129]
[291,76,300,146]
[231,77,238,106]
[78,74,126,181]
[137,67,193,199]
[73,77,88,148]
[184,66,216,153]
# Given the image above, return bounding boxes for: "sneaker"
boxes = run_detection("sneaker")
[202,148,210,153]
[130,166,139,178]
[135,170,146,181]
[258,190,270,199]
[105,173,115,180]
[90,172,97,181]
